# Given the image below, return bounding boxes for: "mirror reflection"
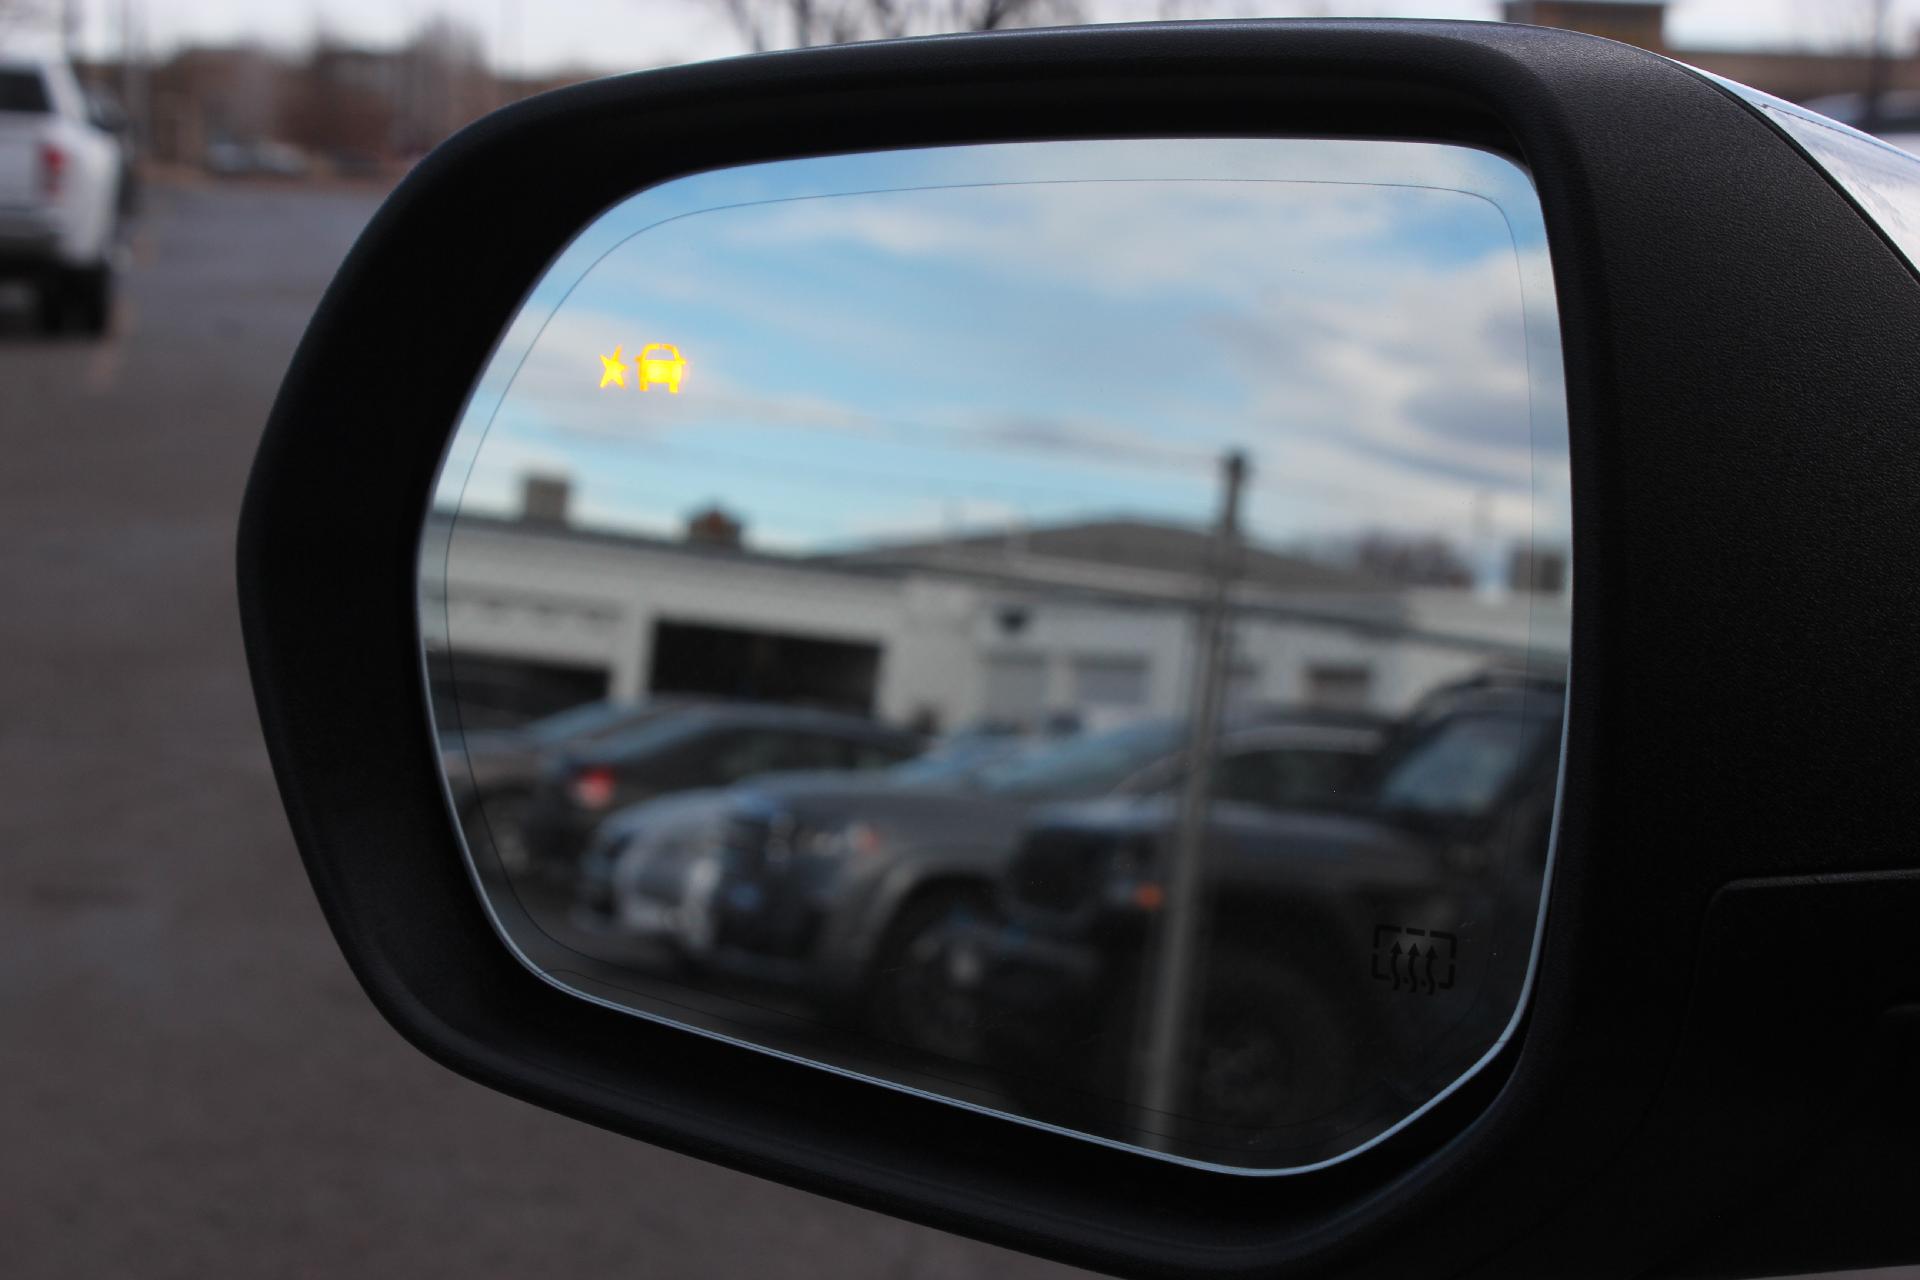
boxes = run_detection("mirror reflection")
[421,138,1570,1171]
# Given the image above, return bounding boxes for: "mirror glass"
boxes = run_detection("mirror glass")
[421,138,1570,1172]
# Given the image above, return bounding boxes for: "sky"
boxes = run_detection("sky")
[436,138,1570,568]
[42,0,1920,77]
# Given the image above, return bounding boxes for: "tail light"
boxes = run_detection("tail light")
[568,765,617,810]
[1103,837,1165,912]
[38,142,66,198]
[804,820,883,860]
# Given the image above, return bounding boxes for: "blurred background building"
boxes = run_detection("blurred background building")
[0,0,1914,181]
[424,475,1567,733]
[1507,0,1920,109]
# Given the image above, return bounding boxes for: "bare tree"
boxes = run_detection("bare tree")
[0,0,60,44]
[718,0,1083,53]
[1306,528,1476,589]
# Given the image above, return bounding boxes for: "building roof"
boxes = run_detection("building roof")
[430,509,1543,659]
[824,518,1393,595]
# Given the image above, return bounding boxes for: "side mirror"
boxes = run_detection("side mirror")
[239,19,1920,1278]
[85,88,129,135]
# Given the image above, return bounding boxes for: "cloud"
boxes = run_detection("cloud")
[715,177,1416,305]
[1209,246,1559,518]
[445,139,1568,554]
[963,414,1217,472]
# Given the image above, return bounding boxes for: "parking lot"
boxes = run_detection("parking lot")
[0,180,1077,1280]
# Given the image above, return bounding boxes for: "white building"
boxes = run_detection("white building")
[422,495,1569,733]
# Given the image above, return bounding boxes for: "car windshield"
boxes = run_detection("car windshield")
[1375,711,1548,820]
[586,713,714,762]
[972,720,1180,800]
[883,740,1024,788]
[0,69,50,113]
[521,700,645,747]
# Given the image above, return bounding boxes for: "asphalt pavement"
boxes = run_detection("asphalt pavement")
[0,180,1081,1280]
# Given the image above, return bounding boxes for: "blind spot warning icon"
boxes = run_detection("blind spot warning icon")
[638,343,687,393]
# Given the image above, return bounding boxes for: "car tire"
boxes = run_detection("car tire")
[867,886,994,1062]
[67,263,113,336]
[1176,954,1359,1148]
[463,788,538,881]
[32,277,65,334]
[33,264,113,337]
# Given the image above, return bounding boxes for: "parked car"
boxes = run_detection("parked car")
[702,712,1386,1045]
[0,48,123,333]
[970,675,1564,1151]
[447,696,705,878]
[79,85,138,220]
[1802,90,1920,154]
[204,138,311,179]
[519,703,925,878]
[574,734,1043,950]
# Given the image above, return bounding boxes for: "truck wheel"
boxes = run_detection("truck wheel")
[32,278,64,334]
[67,264,113,336]
[1179,956,1358,1144]
[463,788,536,880]
[868,887,994,1062]
[32,266,113,337]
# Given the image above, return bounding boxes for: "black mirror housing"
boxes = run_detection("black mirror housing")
[238,19,1920,1278]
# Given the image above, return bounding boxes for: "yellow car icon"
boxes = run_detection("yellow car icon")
[637,343,687,393]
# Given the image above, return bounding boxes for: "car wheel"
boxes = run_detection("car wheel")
[1179,956,1358,1144]
[464,789,537,880]
[67,264,113,337]
[868,888,993,1062]
[33,265,113,337]
[32,277,64,334]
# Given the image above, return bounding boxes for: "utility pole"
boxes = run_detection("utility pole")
[1134,449,1247,1147]
[498,0,521,109]
[118,0,141,144]
[1865,0,1892,136]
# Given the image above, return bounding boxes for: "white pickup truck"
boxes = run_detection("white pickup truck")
[0,51,122,334]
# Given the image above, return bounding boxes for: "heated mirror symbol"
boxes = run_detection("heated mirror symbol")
[1372,925,1458,994]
